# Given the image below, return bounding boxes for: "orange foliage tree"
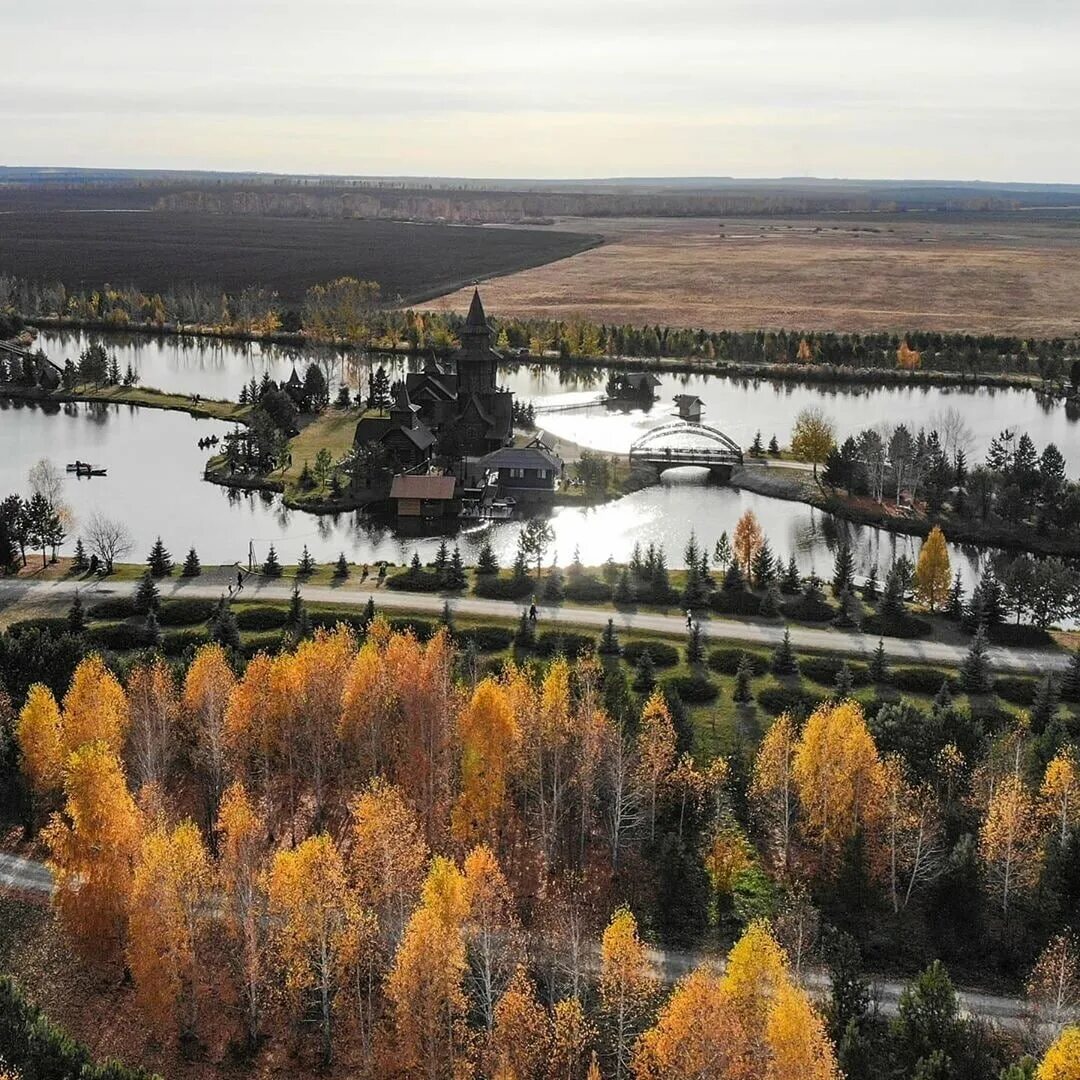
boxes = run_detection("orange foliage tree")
[126,657,180,791]
[16,684,63,792]
[635,691,676,841]
[732,511,764,577]
[599,906,656,1080]
[182,643,237,827]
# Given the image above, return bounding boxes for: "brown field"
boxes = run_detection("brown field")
[429,214,1080,336]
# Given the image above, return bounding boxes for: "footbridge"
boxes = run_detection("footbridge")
[629,421,743,480]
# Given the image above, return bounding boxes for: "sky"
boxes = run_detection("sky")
[3,0,1078,182]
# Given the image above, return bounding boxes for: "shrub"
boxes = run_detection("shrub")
[473,575,534,600]
[708,648,768,677]
[756,684,825,717]
[388,617,436,641]
[239,630,286,659]
[160,629,211,657]
[234,605,289,630]
[782,594,834,623]
[86,622,146,651]
[988,624,1053,648]
[385,568,443,592]
[564,575,612,603]
[710,589,761,616]
[535,631,596,658]
[5,616,70,637]
[863,613,932,640]
[308,613,366,635]
[799,655,869,689]
[457,625,515,652]
[622,640,679,668]
[992,676,1038,706]
[890,667,955,695]
[89,596,139,620]
[156,598,216,626]
[663,673,720,703]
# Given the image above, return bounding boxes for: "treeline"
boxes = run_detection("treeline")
[4,611,1078,1077]
[4,272,1080,381]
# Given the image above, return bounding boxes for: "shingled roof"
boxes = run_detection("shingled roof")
[389,474,457,500]
[462,288,490,335]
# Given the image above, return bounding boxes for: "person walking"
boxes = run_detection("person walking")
[529,601,538,624]
[685,608,693,630]
[237,569,244,592]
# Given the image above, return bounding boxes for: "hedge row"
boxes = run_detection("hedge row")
[622,640,680,668]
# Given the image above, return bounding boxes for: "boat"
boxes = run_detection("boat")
[65,462,107,477]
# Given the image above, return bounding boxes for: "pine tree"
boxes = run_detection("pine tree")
[834,660,854,698]
[723,559,745,592]
[284,585,308,640]
[868,639,889,683]
[862,565,879,602]
[142,609,161,648]
[208,596,241,650]
[832,542,855,598]
[434,538,450,583]
[361,596,376,630]
[759,585,783,618]
[768,434,780,455]
[333,552,350,579]
[476,539,499,575]
[441,600,455,632]
[543,564,565,602]
[960,624,992,694]
[599,618,621,656]
[511,545,529,584]
[733,653,754,703]
[67,591,86,634]
[614,568,634,605]
[633,649,656,693]
[772,629,799,676]
[944,572,964,620]
[751,539,776,590]
[146,536,173,577]
[1030,674,1060,731]
[879,565,906,620]
[781,556,801,595]
[713,532,732,568]
[447,546,467,590]
[72,536,88,571]
[933,679,952,710]
[1061,650,1080,703]
[297,544,316,577]
[832,588,862,630]
[135,569,160,614]
[750,430,764,455]
[686,621,704,666]
[181,546,201,577]
[516,610,535,647]
[262,544,282,578]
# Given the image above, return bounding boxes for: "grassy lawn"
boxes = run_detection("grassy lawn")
[282,407,364,496]
[0,382,249,423]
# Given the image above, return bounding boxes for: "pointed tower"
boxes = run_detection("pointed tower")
[456,287,498,395]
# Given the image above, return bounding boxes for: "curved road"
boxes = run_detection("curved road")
[0,574,1066,674]
[0,851,1032,1029]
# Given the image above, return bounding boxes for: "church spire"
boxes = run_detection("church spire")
[463,287,489,335]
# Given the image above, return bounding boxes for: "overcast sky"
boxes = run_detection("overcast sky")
[4,0,1077,182]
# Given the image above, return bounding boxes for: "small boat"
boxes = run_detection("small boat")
[65,462,106,477]
[89,468,107,477]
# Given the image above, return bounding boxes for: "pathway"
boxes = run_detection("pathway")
[0,574,1066,673]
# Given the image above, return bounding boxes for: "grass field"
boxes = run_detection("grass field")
[430,213,1080,336]
[0,211,599,307]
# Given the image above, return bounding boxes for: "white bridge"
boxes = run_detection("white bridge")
[629,421,744,477]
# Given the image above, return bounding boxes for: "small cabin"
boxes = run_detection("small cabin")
[478,443,563,506]
[389,474,458,520]
[674,394,704,422]
[607,371,661,402]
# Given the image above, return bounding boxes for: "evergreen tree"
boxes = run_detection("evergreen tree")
[476,538,499,575]
[284,585,311,642]
[781,555,801,594]
[511,545,529,584]
[181,546,202,578]
[964,569,1005,632]
[713,532,732,568]
[262,544,283,578]
[66,591,85,634]
[602,555,619,585]
[134,569,160,614]
[959,625,992,694]
[944,572,964,620]
[751,539,776,590]
[433,538,450,583]
[72,536,88,572]
[834,660,854,698]
[832,542,855,598]
[768,434,780,455]
[613,568,634,605]
[569,545,584,578]
[868,638,889,683]
[759,585,783,618]
[1061,649,1080,703]
[879,565,907,620]
[686,621,704,666]
[146,536,172,577]
[633,649,656,693]
[932,679,952,711]
[542,564,565,602]
[209,596,241,650]
[515,609,535,647]
[361,596,376,630]
[446,546,467,590]
[733,653,754,703]
[862,565,879,602]
[333,552,350,579]
[297,544,316,577]
[750,430,764,455]
[142,609,161,648]
[599,618,620,656]
[723,559,745,592]
[1030,674,1060,731]
[832,588,862,631]
[771,629,799,675]
[440,600,455,632]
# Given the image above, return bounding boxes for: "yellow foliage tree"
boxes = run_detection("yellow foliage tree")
[793,701,884,860]
[897,341,922,370]
[914,526,951,611]
[16,684,63,792]
[635,691,676,840]
[732,510,764,577]
[1041,750,1080,846]
[44,743,142,959]
[452,677,520,845]
[223,651,281,792]
[763,979,842,1080]
[182,643,237,825]
[1037,1026,1080,1080]
[749,713,798,874]
[789,408,836,479]
[126,657,180,791]
[490,966,550,1079]
[599,906,656,1080]
[60,654,129,759]
[127,820,211,1037]
[979,772,1043,915]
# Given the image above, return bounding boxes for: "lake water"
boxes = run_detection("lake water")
[2,398,987,588]
[36,328,1080,468]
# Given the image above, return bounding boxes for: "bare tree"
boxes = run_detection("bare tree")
[930,407,974,463]
[602,717,643,872]
[85,512,132,573]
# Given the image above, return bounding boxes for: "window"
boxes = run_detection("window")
[537,469,548,480]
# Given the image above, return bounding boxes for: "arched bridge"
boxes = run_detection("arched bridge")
[629,422,743,479]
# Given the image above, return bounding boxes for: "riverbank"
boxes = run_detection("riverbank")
[0,382,249,424]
